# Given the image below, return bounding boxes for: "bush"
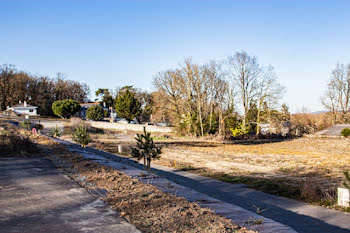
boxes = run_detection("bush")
[72,124,91,148]
[290,113,332,136]
[51,125,61,138]
[19,121,32,130]
[341,128,350,138]
[86,105,104,121]
[52,99,80,119]
[0,126,37,156]
[230,123,250,137]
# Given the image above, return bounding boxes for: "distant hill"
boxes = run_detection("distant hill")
[310,110,327,114]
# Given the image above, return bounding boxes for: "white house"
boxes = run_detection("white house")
[9,100,38,116]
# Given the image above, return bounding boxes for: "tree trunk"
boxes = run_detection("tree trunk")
[209,101,213,131]
[256,111,261,135]
[256,100,263,135]
[147,159,151,172]
[198,100,204,137]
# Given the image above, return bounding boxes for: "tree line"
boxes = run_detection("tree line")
[152,51,286,137]
[321,63,350,124]
[6,51,347,138]
[0,65,89,116]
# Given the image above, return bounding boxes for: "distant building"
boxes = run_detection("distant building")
[76,102,101,119]
[259,123,271,135]
[8,100,38,117]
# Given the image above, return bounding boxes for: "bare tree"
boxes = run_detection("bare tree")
[228,51,261,129]
[321,79,339,124]
[153,69,183,121]
[256,66,285,134]
[321,63,350,123]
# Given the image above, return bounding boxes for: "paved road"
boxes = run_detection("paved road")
[59,140,350,233]
[316,124,350,136]
[0,157,139,233]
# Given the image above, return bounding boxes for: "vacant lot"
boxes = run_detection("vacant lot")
[79,126,350,208]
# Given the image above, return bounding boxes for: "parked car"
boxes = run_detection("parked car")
[117,118,137,124]
[117,118,129,124]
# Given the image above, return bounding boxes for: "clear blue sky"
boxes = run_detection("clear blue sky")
[1,0,350,113]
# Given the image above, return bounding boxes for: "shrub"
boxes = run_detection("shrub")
[0,126,37,156]
[131,127,162,171]
[230,123,250,137]
[52,99,80,119]
[72,124,91,148]
[51,125,61,138]
[86,105,104,121]
[340,128,350,138]
[19,121,32,130]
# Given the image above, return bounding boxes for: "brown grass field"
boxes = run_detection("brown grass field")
[77,127,350,209]
[5,116,348,210]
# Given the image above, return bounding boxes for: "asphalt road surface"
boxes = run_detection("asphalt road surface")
[0,157,139,233]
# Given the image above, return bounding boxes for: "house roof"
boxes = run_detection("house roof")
[79,102,100,108]
[11,103,38,109]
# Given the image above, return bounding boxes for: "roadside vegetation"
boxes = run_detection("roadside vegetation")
[0,122,38,156]
[0,120,252,233]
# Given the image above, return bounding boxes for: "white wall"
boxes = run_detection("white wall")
[13,108,37,116]
[89,121,173,133]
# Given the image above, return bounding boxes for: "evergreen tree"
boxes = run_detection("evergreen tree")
[131,127,162,171]
[72,124,91,148]
[281,103,291,121]
[115,87,141,122]
[95,88,114,108]
[52,99,80,119]
[86,105,104,121]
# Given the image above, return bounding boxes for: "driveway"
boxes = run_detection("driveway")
[0,157,139,233]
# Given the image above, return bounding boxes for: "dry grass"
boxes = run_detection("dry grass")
[59,118,350,208]
[0,122,39,157]
[85,131,350,208]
